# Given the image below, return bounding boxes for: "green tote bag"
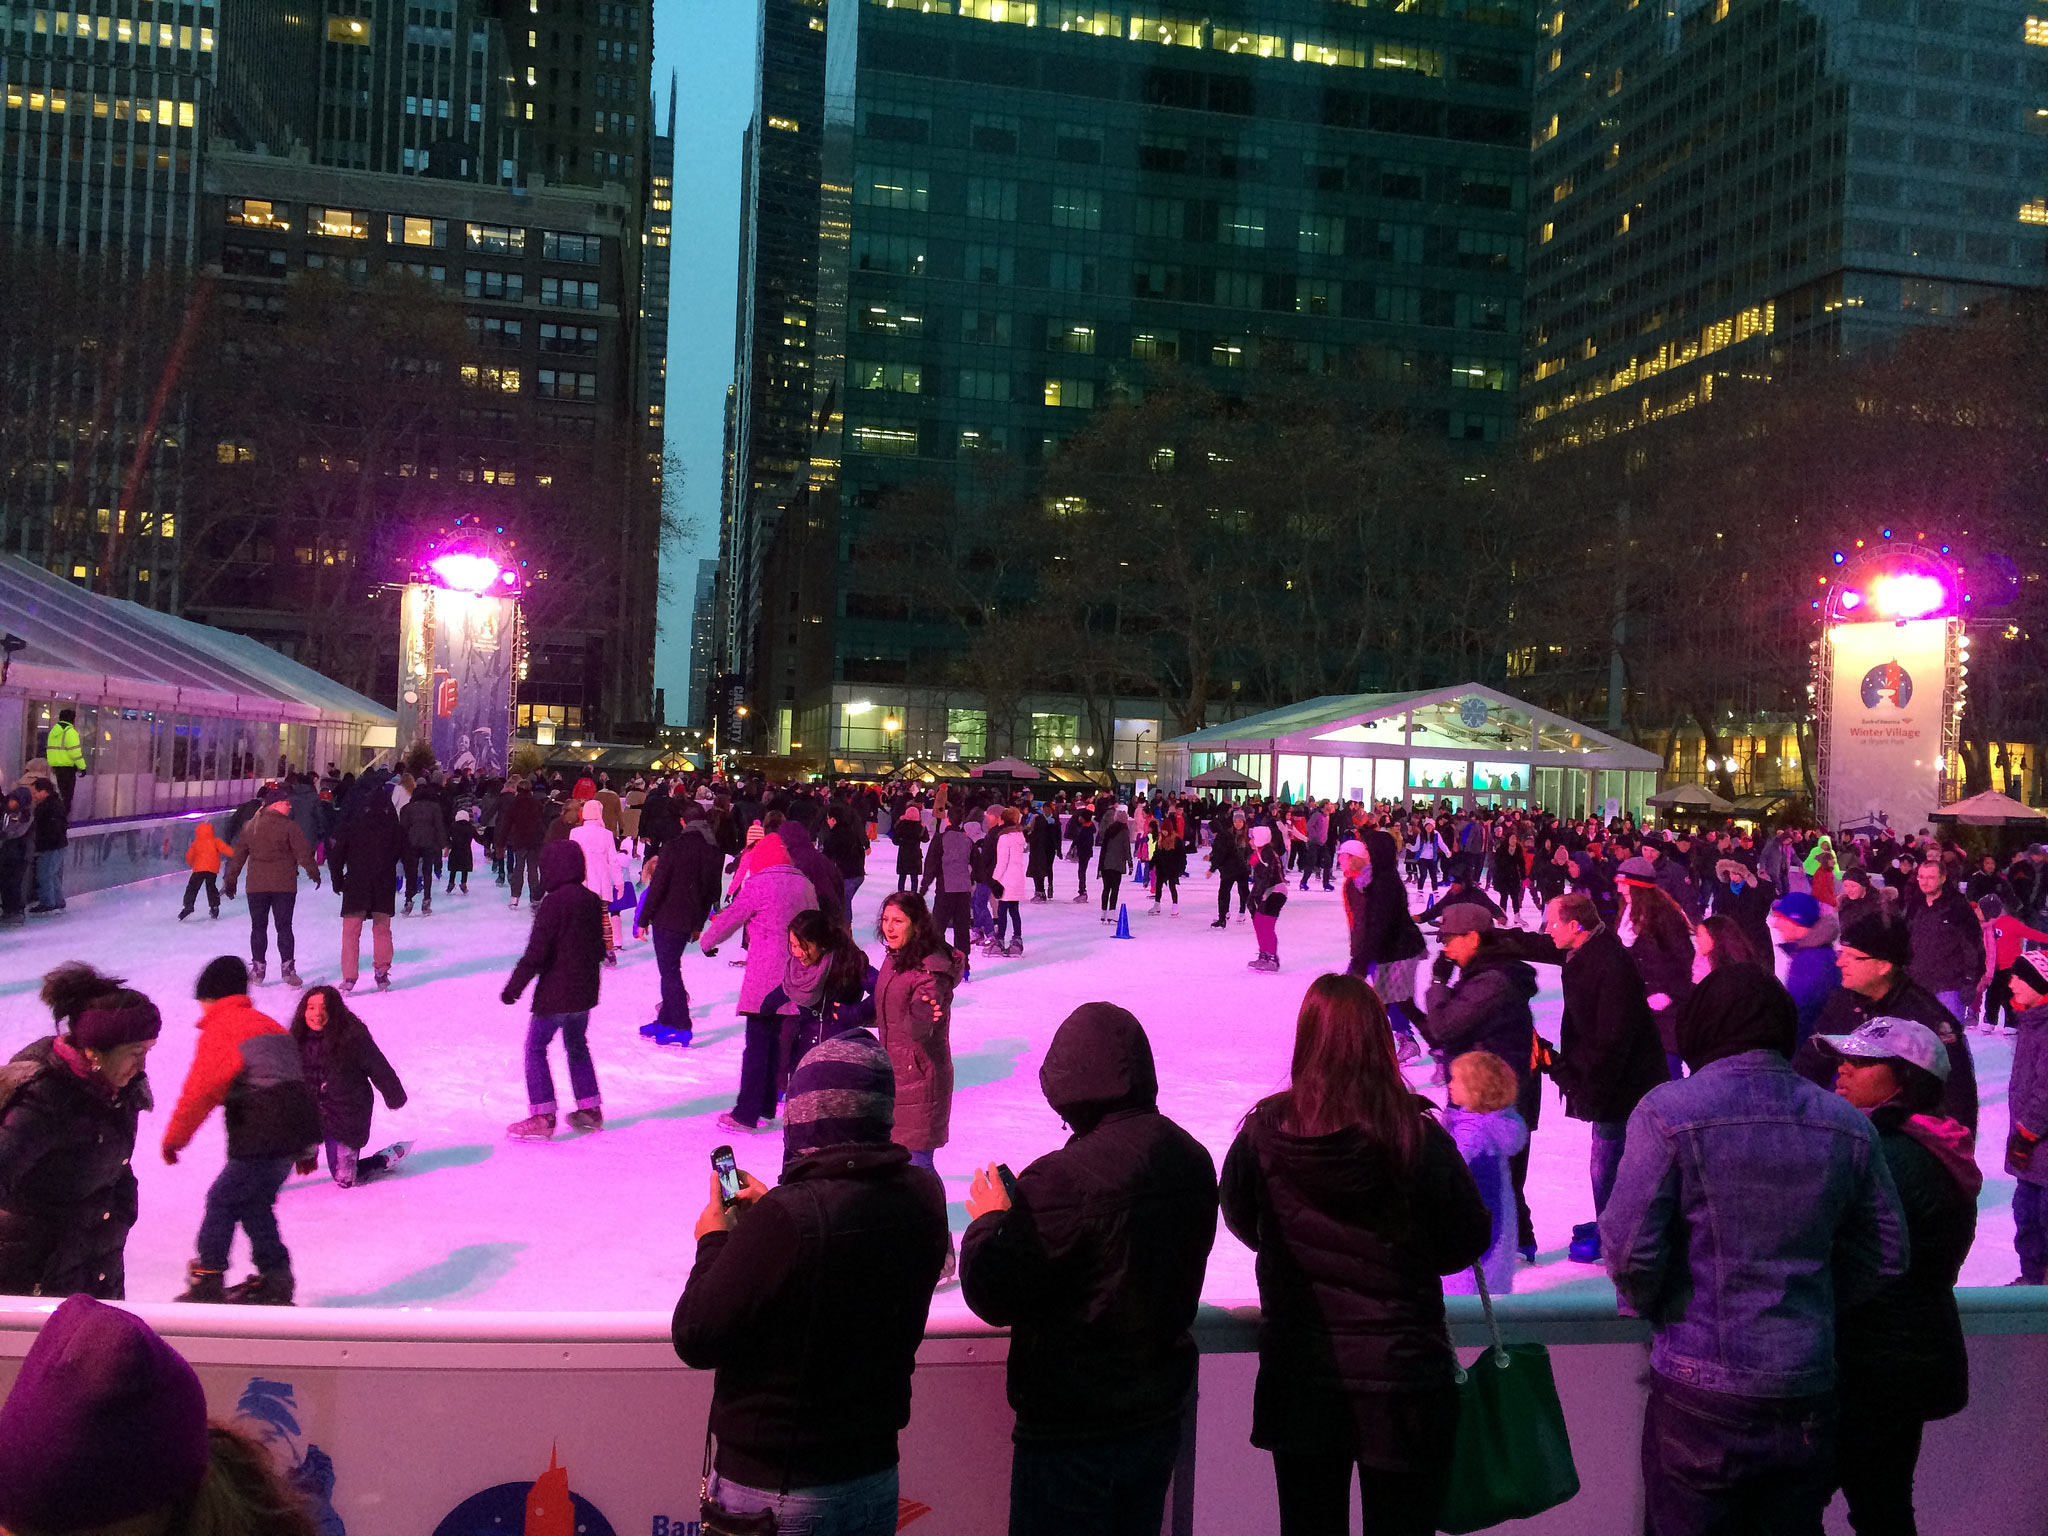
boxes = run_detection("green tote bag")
[1437,1266,1581,1533]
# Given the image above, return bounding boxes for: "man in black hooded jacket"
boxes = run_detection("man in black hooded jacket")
[960,1002,1218,1536]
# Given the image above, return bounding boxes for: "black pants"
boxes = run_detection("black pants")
[182,870,220,916]
[247,890,297,966]
[1100,871,1122,911]
[1218,876,1252,920]
[53,766,77,809]
[731,1011,780,1127]
[1010,1419,1181,1536]
[1074,860,1089,898]
[403,848,441,900]
[1835,1397,1927,1536]
[1510,1143,1534,1249]
[1156,876,1179,906]
[1033,869,1052,898]
[1641,1375,1835,1536]
[1271,1452,1449,1536]
[932,890,972,959]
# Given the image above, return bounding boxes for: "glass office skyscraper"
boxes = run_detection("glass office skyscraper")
[737,0,1538,754]
[1523,0,2047,451]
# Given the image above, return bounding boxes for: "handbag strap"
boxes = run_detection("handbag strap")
[1471,1262,1508,1363]
[700,1183,832,1509]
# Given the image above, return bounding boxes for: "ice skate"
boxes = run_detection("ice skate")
[509,897,521,910]
[1210,917,1227,928]
[1170,906,1181,917]
[339,977,356,995]
[1005,940,1024,957]
[565,1107,604,1134]
[280,966,303,989]
[224,1268,295,1306]
[374,970,391,991]
[1568,1222,1602,1264]
[639,1019,666,1038]
[716,1110,771,1135]
[421,895,432,915]
[1148,903,1161,915]
[1071,893,1087,903]
[402,896,414,916]
[250,959,267,985]
[176,1262,226,1303]
[507,1112,557,1141]
[1395,1034,1422,1065]
[654,1026,693,1048]
[379,1141,413,1174]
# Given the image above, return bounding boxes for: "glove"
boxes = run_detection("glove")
[162,1147,179,1165]
[2010,1125,2040,1172]
[296,1157,319,1177]
[1534,1038,1558,1074]
[500,984,520,1006]
[1431,954,1455,986]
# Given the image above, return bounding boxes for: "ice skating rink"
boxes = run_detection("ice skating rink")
[1,847,2023,1313]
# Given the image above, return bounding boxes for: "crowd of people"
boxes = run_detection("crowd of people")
[1,757,2044,1535]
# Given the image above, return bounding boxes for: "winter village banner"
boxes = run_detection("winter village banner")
[396,584,518,777]
[1824,615,1948,834]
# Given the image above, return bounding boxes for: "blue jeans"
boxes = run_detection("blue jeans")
[33,848,63,909]
[843,874,864,920]
[706,1466,897,1536]
[650,925,692,1032]
[1933,989,1967,1029]
[1010,1418,1182,1536]
[1641,1374,1835,1536]
[995,900,1022,945]
[2015,1180,2047,1284]
[1590,1120,1628,1216]
[196,1156,294,1274]
[524,1010,599,1116]
[505,847,542,902]
[732,1011,779,1126]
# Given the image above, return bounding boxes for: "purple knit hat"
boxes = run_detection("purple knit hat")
[71,999,163,1052]
[0,1296,211,1530]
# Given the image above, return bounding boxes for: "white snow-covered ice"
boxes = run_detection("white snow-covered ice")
[0,846,2023,1312]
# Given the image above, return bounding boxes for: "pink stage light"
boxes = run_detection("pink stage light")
[1869,571,1946,620]
[1839,589,1863,611]
[428,552,503,593]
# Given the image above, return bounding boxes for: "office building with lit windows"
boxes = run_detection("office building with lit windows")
[1522,0,2048,451]
[731,0,1535,763]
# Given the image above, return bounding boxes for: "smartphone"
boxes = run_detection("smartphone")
[711,1144,743,1208]
[996,1163,1019,1204]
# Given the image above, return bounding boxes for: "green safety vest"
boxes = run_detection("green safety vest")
[45,721,86,769]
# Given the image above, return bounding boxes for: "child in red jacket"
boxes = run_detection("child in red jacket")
[1977,894,2048,1036]
[179,822,230,921]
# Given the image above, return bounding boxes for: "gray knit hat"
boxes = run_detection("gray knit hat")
[783,1027,895,1164]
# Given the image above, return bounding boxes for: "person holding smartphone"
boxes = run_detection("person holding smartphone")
[673,1027,947,1536]
[960,1002,1218,1536]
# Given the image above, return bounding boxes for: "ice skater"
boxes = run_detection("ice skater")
[500,841,608,1141]
[446,806,477,894]
[288,986,410,1187]
[178,820,229,920]
[1247,825,1287,972]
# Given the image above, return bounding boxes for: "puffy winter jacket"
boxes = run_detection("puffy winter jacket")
[290,1010,406,1151]
[495,789,548,853]
[502,841,607,1015]
[162,996,321,1162]
[990,826,1030,899]
[1421,942,1541,1106]
[1442,1105,1528,1298]
[821,813,869,880]
[570,815,621,901]
[699,845,819,1014]
[1343,831,1426,969]
[0,1036,151,1298]
[1776,911,1842,1046]
[672,1139,948,1490]
[891,814,927,876]
[329,805,406,918]
[1528,927,1672,1124]
[224,808,318,896]
[399,792,446,854]
[1219,1103,1490,1456]
[961,1004,1218,1441]
[874,946,959,1152]
[1097,819,1131,875]
[184,823,230,875]
[921,825,974,896]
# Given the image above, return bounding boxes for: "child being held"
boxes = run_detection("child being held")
[1442,1049,1529,1296]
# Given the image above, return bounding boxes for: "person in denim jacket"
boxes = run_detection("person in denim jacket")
[1600,963,1906,1536]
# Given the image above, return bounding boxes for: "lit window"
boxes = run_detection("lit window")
[2028,15,2048,43]
[1051,186,1102,230]
[1049,320,1096,354]
[1294,32,1366,68]
[226,198,288,231]
[466,223,526,254]
[767,115,800,132]
[326,15,369,42]
[389,215,448,247]
[1130,14,1204,45]
[851,422,919,456]
[311,207,369,239]
[1044,377,1096,406]
[960,0,1037,21]
[461,365,523,392]
[856,165,930,211]
[2021,199,2048,224]
[1211,29,1284,56]
[1130,330,1179,361]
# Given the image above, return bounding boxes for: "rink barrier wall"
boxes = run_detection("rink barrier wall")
[43,807,235,900]
[2,1289,2045,1536]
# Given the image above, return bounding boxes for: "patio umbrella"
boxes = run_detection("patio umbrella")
[1929,790,2047,827]
[1187,765,1260,790]
[1646,782,1736,813]
[970,757,1042,778]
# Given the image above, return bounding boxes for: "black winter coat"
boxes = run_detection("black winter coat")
[891,816,928,876]
[331,807,406,917]
[290,1011,406,1150]
[960,1005,1218,1442]
[641,825,721,935]
[1905,887,1984,996]
[672,1141,948,1489]
[1529,928,1671,1124]
[0,1037,150,1299]
[1344,832,1426,969]
[495,789,548,854]
[1026,815,1060,877]
[1420,943,1541,1127]
[1836,1105,1975,1423]
[1795,976,1979,1134]
[503,841,606,1014]
[1220,1104,1490,1461]
[400,792,446,853]
[822,815,869,880]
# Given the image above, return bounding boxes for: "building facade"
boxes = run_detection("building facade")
[686,555,717,725]
[1522,0,2048,450]
[731,0,1536,763]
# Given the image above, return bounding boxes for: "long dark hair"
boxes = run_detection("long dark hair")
[876,889,945,971]
[1625,883,1694,957]
[288,985,363,1044]
[1698,913,1760,970]
[789,907,870,996]
[1255,973,1426,1171]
